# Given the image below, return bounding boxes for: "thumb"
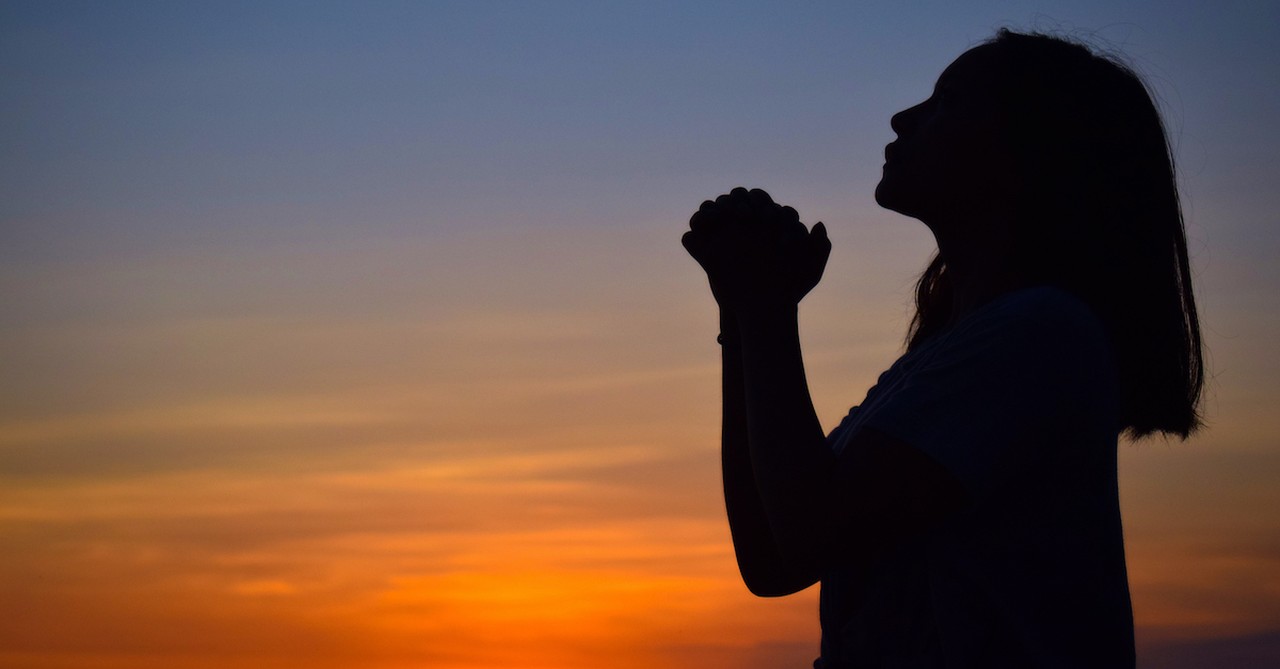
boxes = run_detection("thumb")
[809,222,831,262]
[799,222,831,292]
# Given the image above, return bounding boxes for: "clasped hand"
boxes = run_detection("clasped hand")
[682,187,831,309]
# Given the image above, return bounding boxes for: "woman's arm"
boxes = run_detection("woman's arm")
[725,299,968,594]
[719,307,823,596]
[686,188,968,594]
[733,300,838,578]
[732,299,971,587]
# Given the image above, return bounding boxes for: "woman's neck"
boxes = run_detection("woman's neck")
[933,219,1025,325]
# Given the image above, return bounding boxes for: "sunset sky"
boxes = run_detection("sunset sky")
[2,1,1279,668]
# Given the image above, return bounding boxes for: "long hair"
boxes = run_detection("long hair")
[905,29,1204,440]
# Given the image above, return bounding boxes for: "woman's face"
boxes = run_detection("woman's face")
[875,46,1017,227]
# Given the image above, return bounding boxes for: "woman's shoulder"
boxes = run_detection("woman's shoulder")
[965,285,1107,343]
[983,284,1095,320]
[931,285,1116,381]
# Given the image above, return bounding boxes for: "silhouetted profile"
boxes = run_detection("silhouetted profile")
[682,29,1204,668]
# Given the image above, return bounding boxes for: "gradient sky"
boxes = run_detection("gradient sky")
[2,1,1279,668]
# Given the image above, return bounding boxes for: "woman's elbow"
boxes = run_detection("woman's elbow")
[738,561,819,597]
[744,578,812,598]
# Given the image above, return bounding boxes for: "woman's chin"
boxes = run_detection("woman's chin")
[874,179,909,213]
[875,184,930,222]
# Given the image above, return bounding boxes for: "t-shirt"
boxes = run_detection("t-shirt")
[816,286,1134,668]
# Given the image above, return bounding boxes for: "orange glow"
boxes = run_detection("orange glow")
[4,287,1279,668]
[0,433,819,669]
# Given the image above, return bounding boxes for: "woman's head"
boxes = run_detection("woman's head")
[894,29,1204,439]
[875,45,1017,228]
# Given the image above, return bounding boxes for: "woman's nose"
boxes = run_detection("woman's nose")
[890,101,925,135]
[890,110,907,135]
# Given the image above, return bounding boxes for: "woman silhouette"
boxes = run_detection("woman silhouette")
[682,30,1204,668]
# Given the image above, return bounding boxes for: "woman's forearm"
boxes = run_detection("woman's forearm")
[735,302,838,573]
[719,308,820,596]
[684,187,836,593]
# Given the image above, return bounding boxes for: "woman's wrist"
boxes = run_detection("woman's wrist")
[734,301,800,344]
[718,300,799,345]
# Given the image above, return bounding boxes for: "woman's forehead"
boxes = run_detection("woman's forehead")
[936,45,1002,90]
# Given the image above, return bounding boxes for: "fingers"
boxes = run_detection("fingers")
[714,187,765,208]
[690,199,722,230]
[693,188,754,232]
[702,188,778,217]
[689,208,713,232]
[810,222,831,259]
[705,190,747,228]
[681,230,713,271]
[682,229,706,257]
[748,188,775,209]
[689,187,795,238]
[681,229,697,251]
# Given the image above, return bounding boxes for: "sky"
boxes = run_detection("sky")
[1,1,1279,667]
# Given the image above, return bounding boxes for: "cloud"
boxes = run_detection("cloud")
[1138,629,1280,669]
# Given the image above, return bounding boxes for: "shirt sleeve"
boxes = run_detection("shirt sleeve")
[861,288,1119,496]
